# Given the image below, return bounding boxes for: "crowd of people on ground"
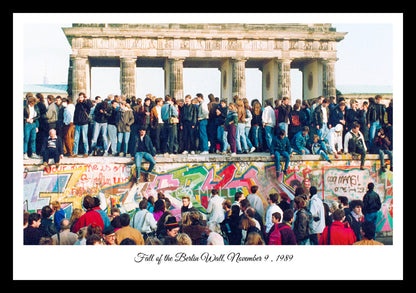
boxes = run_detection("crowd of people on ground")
[23,182,384,246]
[24,91,393,179]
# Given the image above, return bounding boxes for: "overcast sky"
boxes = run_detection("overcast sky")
[18,13,400,102]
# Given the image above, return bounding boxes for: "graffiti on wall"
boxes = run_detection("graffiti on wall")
[23,158,393,232]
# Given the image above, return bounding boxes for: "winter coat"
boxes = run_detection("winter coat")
[71,210,104,234]
[93,101,111,123]
[180,103,198,126]
[344,130,367,153]
[319,221,356,245]
[367,102,385,124]
[206,195,225,224]
[270,135,291,154]
[107,106,119,125]
[312,104,330,128]
[215,105,228,127]
[309,195,326,234]
[363,190,382,214]
[42,136,64,157]
[131,134,156,157]
[73,99,93,126]
[291,131,309,153]
[23,104,40,125]
[277,104,292,123]
[329,105,345,127]
[293,208,311,243]
[225,110,238,131]
[117,108,134,133]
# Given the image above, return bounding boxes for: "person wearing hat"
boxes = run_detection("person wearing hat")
[158,216,180,244]
[102,225,117,245]
[131,125,157,183]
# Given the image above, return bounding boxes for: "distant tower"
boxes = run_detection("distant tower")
[43,59,49,84]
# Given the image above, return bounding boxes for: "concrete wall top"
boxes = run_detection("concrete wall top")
[23,153,386,166]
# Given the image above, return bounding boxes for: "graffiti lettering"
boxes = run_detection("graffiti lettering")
[327,174,359,187]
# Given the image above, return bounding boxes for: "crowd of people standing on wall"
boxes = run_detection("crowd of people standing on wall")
[23,183,384,246]
[23,91,393,176]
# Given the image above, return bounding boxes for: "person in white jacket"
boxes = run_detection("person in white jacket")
[325,123,342,158]
[308,186,326,245]
[264,193,283,233]
[262,99,276,152]
[206,189,225,225]
[246,185,265,219]
[131,198,157,240]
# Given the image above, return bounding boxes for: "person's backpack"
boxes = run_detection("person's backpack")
[268,224,291,245]
[268,224,282,245]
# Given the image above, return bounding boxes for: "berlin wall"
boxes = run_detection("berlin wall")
[23,154,393,233]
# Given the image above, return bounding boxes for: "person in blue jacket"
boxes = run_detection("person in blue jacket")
[270,129,292,178]
[291,126,310,155]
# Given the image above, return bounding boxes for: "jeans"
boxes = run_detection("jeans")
[199,119,209,152]
[73,124,89,155]
[312,141,330,161]
[24,122,37,154]
[90,122,108,153]
[251,126,262,149]
[298,238,310,245]
[293,148,311,155]
[379,149,393,168]
[244,127,253,149]
[162,123,177,154]
[43,148,60,164]
[317,123,329,140]
[134,152,156,178]
[236,123,248,152]
[107,124,118,154]
[369,121,381,148]
[364,212,378,239]
[309,234,319,245]
[264,125,274,152]
[317,149,330,161]
[217,126,229,152]
[279,122,288,135]
[274,150,290,175]
[117,132,130,154]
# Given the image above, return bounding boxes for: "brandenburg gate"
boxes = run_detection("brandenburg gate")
[63,23,346,102]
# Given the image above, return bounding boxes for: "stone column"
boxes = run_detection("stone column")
[231,58,246,99]
[120,57,137,98]
[322,59,337,98]
[277,58,292,100]
[67,56,73,97]
[262,58,279,104]
[71,55,89,100]
[167,58,184,100]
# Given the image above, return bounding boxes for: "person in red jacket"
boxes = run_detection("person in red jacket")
[319,209,356,245]
[71,195,104,234]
